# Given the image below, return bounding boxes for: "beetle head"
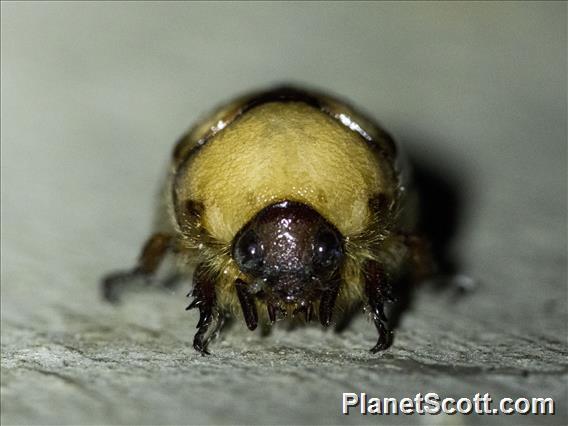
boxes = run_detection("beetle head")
[232,201,344,307]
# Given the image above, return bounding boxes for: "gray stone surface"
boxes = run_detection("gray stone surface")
[1,2,566,425]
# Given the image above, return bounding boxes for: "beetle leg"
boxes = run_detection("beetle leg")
[304,302,313,323]
[364,260,394,353]
[187,263,218,355]
[102,233,173,303]
[401,232,435,282]
[266,301,277,324]
[319,271,341,327]
[235,279,258,331]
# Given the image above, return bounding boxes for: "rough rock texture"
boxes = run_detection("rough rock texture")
[1,3,566,425]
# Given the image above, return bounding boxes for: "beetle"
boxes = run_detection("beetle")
[102,86,431,354]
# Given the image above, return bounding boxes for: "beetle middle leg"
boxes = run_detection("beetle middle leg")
[102,233,173,303]
[364,260,394,353]
[401,232,435,282]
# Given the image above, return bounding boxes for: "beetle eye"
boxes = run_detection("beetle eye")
[233,229,264,273]
[313,228,342,269]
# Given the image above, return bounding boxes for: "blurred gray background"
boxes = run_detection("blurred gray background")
[1,2,566,425]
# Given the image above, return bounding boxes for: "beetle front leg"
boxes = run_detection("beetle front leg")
[235,279,258,331]
[102,233,173,302]
[364,260,394,353]
[186,263,218,355]
[319,270,341,327]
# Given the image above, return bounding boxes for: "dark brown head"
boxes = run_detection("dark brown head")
[232,201,344,306]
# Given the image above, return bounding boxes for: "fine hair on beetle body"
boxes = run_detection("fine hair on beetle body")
[102,85,433,355]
